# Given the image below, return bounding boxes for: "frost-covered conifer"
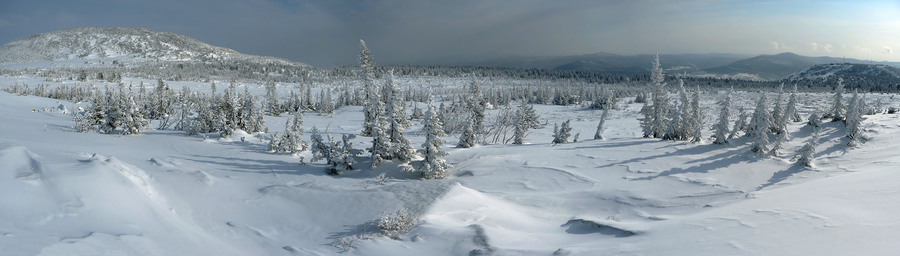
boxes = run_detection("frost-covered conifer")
[271,110,307,154]
[151,79,175,129]
[457,121,476,148]
[410,103,424,120]
[690,86,703,143]
[845,89,863,146]
[829,77,846,121]
[318,88,335,115]
[784,84,801,122]
[729,108,749,139]
[771,83,785,134]
[639,101,652,138]
[675,79,692,140]
[100,84,127,134]
[593,108,610,140]
[807,108,823,128]
[360,39,378,137]
[713,89,731,144]
[369,115,390,167]
[648,53,671,139]
[383,71,414,162]
[242,94,265,133]
[87,87,107,131]
[513,101,541,144]
[330,134,360,175]
[796,127,819,167]
[552,120,573,144]
[121,94,148,135]
[409,101,449,179]
[265,82,280,116]
[749,94,771,155]
[746,94,772,137]
[469,75,487,138]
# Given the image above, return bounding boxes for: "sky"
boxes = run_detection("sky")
[0,0,898,67]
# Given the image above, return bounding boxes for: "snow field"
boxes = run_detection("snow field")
[2,75,900,255]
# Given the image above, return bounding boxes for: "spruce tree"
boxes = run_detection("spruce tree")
[749,94,771,155]
[552,120,573,144]
[360,39,378,137]
[648,53,671,139]
[713,89,731,144]
[383,70,415,162]
[796,127,819,167]
[409,101,449,179]
[690,86,703,143]
[771,83,785,134]
[122,94,148,135]
[829,77,846,122]
[785,84,801,122]
[846,89,863,146]
[457,121,476,148]
[513,101,541,144]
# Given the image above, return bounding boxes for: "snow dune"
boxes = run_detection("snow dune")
[2,82,900,255]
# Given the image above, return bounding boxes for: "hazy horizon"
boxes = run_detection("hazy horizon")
[1,0,898,67]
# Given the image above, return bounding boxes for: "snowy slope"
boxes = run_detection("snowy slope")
[2,76,900,255]
[0,27,307,69]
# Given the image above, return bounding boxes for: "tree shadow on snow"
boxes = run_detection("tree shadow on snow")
[632,146,750,181]
[756,164,808,191]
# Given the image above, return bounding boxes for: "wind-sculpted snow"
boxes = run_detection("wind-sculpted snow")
[3,77,900,254]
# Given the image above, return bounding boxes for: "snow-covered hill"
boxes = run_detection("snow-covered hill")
[785,63,900,91]
[0,27,305,67]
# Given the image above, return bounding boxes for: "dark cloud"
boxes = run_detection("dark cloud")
[1,0,898,66]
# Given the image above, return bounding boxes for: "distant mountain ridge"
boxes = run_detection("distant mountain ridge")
[0,27,307,67]
[470,52,751,75]
[466,52,900,81]
[785,63,900,91]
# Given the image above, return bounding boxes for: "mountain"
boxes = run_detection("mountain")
[0,27,310,82]
[784,63,900,91]
[469,52,750,74]
[702,52,900,81]
[0,27,306,67]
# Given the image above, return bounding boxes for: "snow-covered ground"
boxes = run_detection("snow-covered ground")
[2,75,900,255]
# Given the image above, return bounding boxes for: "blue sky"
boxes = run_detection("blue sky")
[0,0,897,66]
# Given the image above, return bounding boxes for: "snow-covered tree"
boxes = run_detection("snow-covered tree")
[713,89,732,144]
[552,120,573,144]
[457,121,476,148]
[748,94,771,155]
[594,108,610,140]
[408,101,449,179]
[360,39,379,137]
[468,75,487,139]
[383,70,415,162]
[784,84,801,122]
[317,88,334,115]
[796,127,819,167]
[310,127,360,175]
[265,82,281,116]
[150,79,175,129]
[845,89,863,146]
[828,77,846,122]
[771,83,785,134]
[807,108,823,128]
[645,53,671,139]
[690,86,703,143]
[513,100,541,144]
[728,107,748,139]
[121,94,148,135]
[270,110,307,154]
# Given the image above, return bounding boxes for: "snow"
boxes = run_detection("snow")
[1,75,900,255]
